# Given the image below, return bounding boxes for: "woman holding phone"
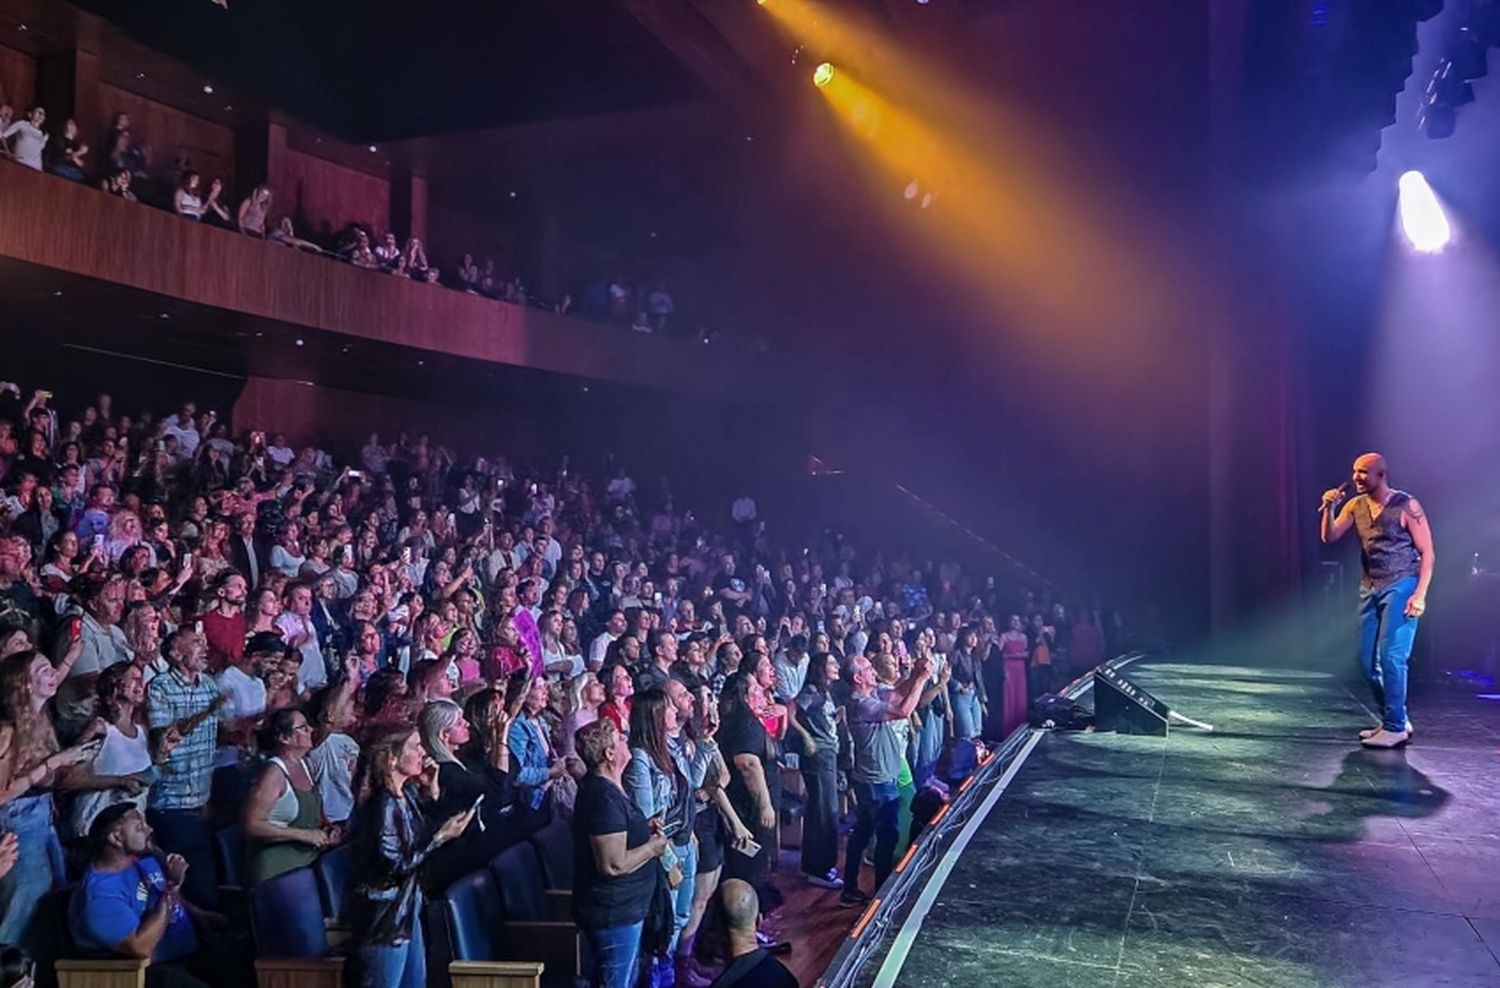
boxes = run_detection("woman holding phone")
[345,727,475,988]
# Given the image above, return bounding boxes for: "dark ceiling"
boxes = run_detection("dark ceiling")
[72,0,704,141]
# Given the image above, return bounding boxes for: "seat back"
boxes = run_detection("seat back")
[213,824,246,890]
[527,818,573,891]
[442,869,507,963]
[250,866,329,958]
[488,842,547,923]
[313,845,352,920]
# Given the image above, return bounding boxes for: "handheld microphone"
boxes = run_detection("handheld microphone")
[1317,481,1351,514]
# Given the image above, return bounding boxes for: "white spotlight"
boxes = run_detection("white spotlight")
[1398,170,1452,253]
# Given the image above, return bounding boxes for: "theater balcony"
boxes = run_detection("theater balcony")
[0,162,766,397]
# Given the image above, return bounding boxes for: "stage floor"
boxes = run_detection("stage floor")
[852,659,1500,988]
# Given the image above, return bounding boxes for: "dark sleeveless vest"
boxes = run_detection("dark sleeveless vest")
[1352,490,1422,590]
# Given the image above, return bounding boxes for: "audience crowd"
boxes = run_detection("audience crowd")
[0,377,1121,988]
[0,96,694,340]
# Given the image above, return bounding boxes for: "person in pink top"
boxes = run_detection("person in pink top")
[998,615,1031,737]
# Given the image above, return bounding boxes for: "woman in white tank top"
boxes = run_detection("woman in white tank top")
[69,664,156,838]
[243,709,330,884]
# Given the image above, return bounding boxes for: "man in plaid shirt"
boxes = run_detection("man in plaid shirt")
[147,627,223,908]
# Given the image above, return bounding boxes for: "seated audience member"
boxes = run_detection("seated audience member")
[102,167,138,202]
[344,728,474,988]
[402,237,435,283]
[0,104,12,156]
[268,216,323,253]
[373,232,401,271]
[173,171,205,221]
[1,106,46,170]
[236,185,271,238]
[348,229,379,270]
[241,708,330,885]
[710,880,798,988]
[69,804,243,988]
[573,717,671,988]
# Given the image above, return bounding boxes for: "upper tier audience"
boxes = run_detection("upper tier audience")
[0,376,1124,987]
[1,99,701,339]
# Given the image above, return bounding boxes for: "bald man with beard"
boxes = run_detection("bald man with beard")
[1321,453,1435,749]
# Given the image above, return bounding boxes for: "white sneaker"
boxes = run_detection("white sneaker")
[806,870,844,890]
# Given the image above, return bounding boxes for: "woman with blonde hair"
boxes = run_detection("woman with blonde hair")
[0,651,104,944]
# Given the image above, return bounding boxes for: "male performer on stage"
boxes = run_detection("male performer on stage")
[1321,453,1434,748]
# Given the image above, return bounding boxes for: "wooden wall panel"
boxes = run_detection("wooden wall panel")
[232,376,545,462]
[96,83,236,190]
[0,44,36,114]
[0,163,760,397]
[274,148,390,239]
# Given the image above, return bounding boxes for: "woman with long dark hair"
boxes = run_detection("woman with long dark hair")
[625,689,692,986]
[345,727,474,988]
[715,672,775,897]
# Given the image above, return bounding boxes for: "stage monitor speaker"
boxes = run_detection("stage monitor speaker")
[1094,664,1170,736]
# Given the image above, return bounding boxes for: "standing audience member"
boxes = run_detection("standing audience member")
[1,107,47,170]
[839,651,929,908]
[0,650,98,947]
[345,727,474,988]
[145,628,223,908]
[573,718,671,988]
[792,653,843,890]
[241,707,330,885]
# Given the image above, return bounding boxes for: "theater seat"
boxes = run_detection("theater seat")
[489,843,582,981]
[248,866,344,988]
[40,887,152,988]
[437,870,545,988]
[214,825,246,890]
[527,818,573,891]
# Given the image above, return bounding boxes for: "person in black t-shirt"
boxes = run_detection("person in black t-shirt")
[573,718,671,988]
[709,879,797,988]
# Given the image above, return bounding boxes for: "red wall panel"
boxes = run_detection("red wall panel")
[96,83,236,190]
[273,148,390,239]
[0,44,35,114]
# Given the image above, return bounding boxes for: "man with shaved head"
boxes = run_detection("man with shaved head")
[709,879,797,988]
[1320,452,1435,748]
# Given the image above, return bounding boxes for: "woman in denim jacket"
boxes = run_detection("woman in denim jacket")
[625,688,717,987]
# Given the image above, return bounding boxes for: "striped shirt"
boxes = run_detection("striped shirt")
[146,669,221,810]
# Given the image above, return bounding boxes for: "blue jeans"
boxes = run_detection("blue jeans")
[355,915,425,988]
[586,921,643,988]
[951,689,983,741]
[0,793,58,950]
[844,779,900,894]
[1358,575,1420,732]
[914,709,945,789]
[669,839,696,954]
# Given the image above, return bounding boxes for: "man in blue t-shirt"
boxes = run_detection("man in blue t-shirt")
[70,804,201,975]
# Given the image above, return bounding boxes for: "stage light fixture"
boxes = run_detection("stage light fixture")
[813,62,835,88]
[1451,27,1488,79]
[1397,171,1451,253]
